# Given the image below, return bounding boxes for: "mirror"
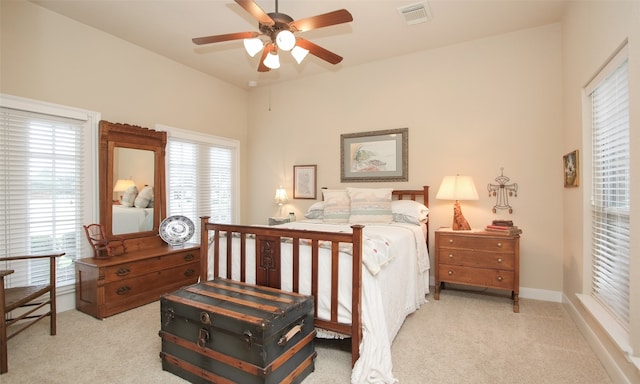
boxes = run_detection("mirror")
[99,121,167,241]
[112,147,154,234]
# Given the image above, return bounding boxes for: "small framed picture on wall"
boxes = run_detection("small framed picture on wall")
[293,165,317,199]
[563,150,579,188]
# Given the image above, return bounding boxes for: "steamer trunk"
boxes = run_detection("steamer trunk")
[159,278,316,383]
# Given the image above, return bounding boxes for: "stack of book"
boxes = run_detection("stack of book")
[485,220,522,235]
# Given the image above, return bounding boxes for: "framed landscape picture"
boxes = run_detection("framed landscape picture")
[340,128,408,182]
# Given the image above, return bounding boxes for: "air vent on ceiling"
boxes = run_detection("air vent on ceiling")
[398,2,432,25]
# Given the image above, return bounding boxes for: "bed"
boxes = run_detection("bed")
[199,186,430,383]
[112,205,154,234]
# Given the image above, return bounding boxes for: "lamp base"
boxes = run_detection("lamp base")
[452,201,472,230]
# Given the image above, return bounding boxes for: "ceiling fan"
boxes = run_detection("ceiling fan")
[192,0,353,72]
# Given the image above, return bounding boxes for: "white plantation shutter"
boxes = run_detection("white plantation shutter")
[588,50,630,329]
[0,97,97,289]
[166,129,237,242]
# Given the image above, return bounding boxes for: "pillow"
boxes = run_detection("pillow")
[322,190,350,224]
[120,185,138,207]
[134,185,154,208]
[304,201,325,219]
[391,200,429,225]
[347,187,393,224]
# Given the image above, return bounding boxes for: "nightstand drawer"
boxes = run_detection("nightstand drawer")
[438,265,515,290]
[438,248,515,269]
[438,234,516,253]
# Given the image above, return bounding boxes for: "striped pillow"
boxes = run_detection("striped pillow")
[322,189,351,224]
[347,187,393,224]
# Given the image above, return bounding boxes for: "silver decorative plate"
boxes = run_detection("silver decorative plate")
[159,215,195,245]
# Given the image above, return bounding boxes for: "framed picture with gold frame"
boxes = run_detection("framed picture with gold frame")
[563,150,579,188]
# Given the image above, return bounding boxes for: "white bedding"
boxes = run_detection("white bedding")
[112,205,154,234]
[206,220,429,384]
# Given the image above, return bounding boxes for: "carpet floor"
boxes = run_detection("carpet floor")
[2,289,612,383]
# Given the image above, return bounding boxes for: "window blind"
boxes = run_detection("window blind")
[167,136,235,242]
[0,106,87,288]
[590,58,630,330]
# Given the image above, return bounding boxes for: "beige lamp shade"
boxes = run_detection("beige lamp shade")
[435,175,479,201]
[274,186,288,206]
[113,179,136,192]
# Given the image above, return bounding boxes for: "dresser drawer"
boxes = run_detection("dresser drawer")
[438,248,515,270]
[438,234,516,253]
[103,250,199,283]
[104,262,199,302]
[438,265,515,290]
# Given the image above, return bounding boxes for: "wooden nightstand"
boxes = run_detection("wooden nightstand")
[434,228,520,312]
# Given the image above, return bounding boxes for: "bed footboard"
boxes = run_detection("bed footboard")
[199,218,364,366]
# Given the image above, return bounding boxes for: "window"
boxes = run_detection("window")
[583,44,630,332]
[0,95,98,289]
[161,125,239,242]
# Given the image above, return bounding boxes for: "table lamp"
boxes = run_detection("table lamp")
[436,175,479,230]
[274,186,288,217]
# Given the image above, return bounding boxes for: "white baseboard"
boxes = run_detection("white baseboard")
[519,286,563,302]
[564,293,634,384]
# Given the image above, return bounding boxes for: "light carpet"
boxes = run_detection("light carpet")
[2,289,612,383]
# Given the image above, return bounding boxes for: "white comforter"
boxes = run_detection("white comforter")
[206,220,430,384]
[112,205,153,234]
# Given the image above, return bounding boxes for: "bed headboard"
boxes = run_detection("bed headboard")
[320,185,430,248]
[392,186,430,249]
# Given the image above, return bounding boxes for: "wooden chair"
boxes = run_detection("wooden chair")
[0,253,65,374]
[83,224,126,259]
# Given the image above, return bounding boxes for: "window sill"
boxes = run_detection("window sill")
[576,293,639,371]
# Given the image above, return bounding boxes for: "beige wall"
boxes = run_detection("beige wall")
[0,1,251,221]
[562,2,640,382]
[247,24,565,296]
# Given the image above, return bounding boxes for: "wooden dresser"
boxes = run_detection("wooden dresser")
[434,228,520,312]
[75,236,200,319]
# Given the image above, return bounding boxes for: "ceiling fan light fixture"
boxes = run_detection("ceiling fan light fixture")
[243,37,264,57]
[275,30,296,51]
[263,50,280,69]
[291,45,309,64]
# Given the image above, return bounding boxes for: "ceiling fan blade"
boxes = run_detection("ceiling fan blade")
[257,45,271,72]
[235,0,275,27]
[289,9,353,32]
[295,38,343,65]
[192,31,259,45]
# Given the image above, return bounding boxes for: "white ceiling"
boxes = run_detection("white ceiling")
[31,0,567,90]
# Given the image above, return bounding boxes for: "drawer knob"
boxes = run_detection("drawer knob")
[448,239,454,244]
[497,258,503,263]
[116,286,131,295]
[184,253,194,261]
[116,267,131,277]
[497,276,503,282]
[448,270,454,275]
[497,242,503,248]
[185,268,195,277]
[448,253,454,259]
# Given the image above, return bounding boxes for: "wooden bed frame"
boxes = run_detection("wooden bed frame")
[199,186,429,366]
